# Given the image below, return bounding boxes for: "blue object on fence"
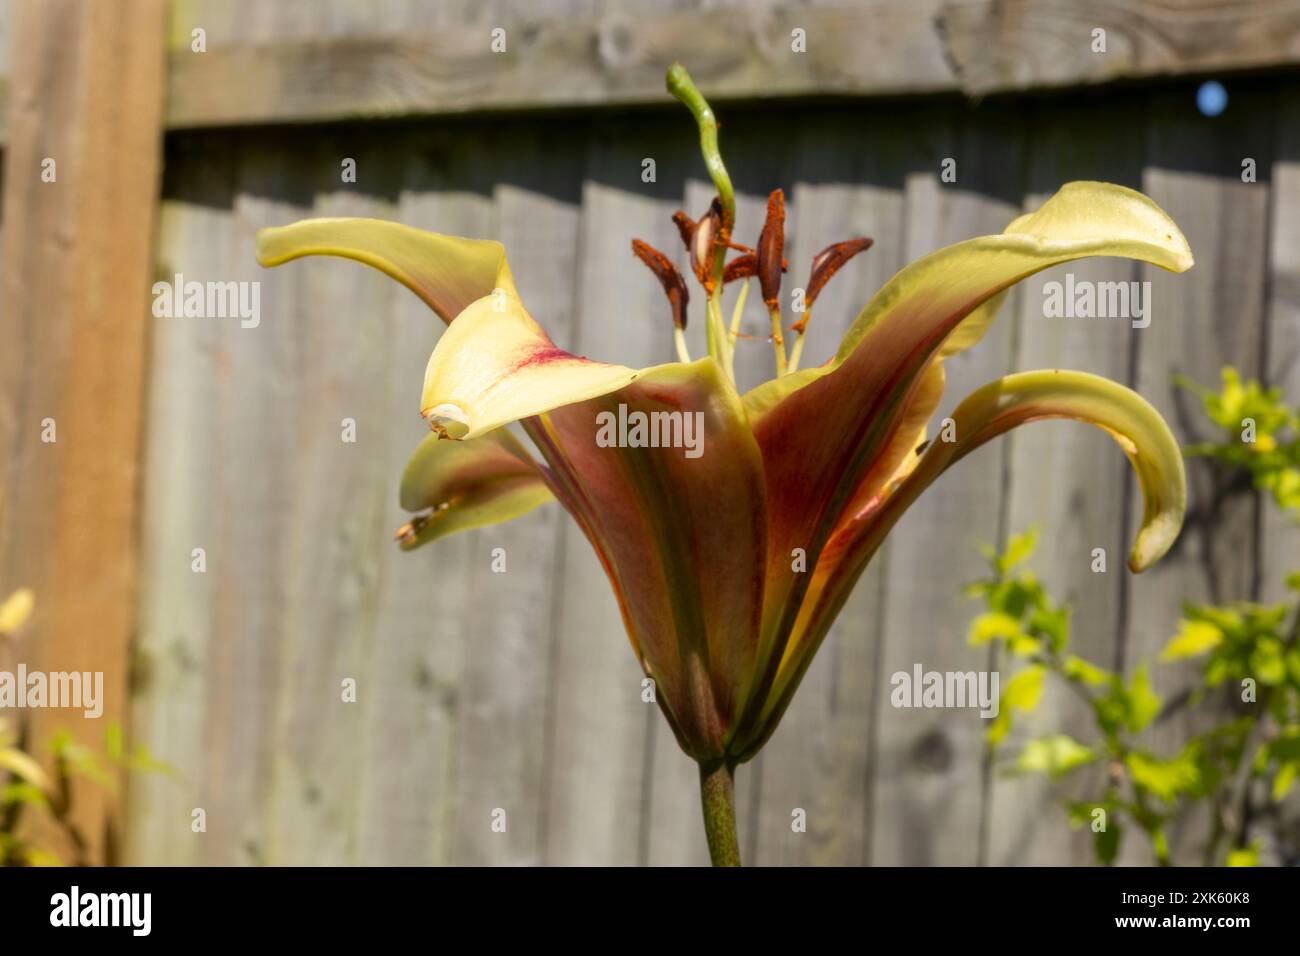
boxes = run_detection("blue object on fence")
[1196,81,1228,117]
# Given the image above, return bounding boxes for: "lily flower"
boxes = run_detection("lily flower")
[256,65,1192,866]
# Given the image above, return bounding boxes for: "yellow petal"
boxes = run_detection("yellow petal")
[0,746,51,794]
[837,181,1192,362]
[734,369,1186,761]
[914,369,1186,571]
[419,292,656,440]
[396,428,553,550]
[0,588,34,634]
[256,218,519,324]
[730,182,1192,753]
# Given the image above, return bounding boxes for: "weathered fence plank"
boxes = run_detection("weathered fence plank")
[0,0,166,865]
[988,99,1147,866]
[869,105,1027,866]
[745,113,910,866]
[448,126,582,865]
[262,140,401,865]
[1123,90,1275,863]
[157,0,1300,132]
[351,139,483,867]
[129,136,239,867]
[1262,83,1300,608]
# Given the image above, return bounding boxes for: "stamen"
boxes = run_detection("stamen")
[723,254,757,284]
[394,513,431,548]
[805,237,873,310]
[672,202,727,292]
[758,189,787,376]
[728,277,751,344]
[788,237,873,373]
[672,210,696,251]
[757,190,785,308]
[631,239,691,332]
[694,199,723,292]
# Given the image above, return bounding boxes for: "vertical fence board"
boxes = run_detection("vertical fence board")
[0,0,166,864]
[987,100,1146,866]
[748,112,908,866]
[128,137,237,866]
[870,106,1026,865]
[1262,84,1300,604]
[263,138,399,865]
[448,125,582,865]
[1124,89,1274,863]
[350,135,484,867]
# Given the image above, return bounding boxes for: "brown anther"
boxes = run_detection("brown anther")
[394,513,431,547]
[672,199,736,294]
[805,237,873,310]
[723,253,757,284]
[671,211,696,251]
[632,239,691,330]
[757,189,786,308]
[694,198,724,291]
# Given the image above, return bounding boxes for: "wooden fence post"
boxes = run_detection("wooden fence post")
[0,0,166,864]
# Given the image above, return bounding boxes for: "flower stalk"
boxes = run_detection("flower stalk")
[699,760,741,867]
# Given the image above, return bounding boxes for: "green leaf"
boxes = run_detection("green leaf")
[988,575,1044,619]
[1272,760,1298,801]
[1180,367,1300,517]
[1249,637,1287,685]
[986,708,1011,746]
[1016,735,1096,779]
[1004,665,1046,714]
[988,667,1046,747]
[1126,750,1199,802]
[1151,827,1170,864]
[104,722,125,762]
[1029,602,1070,654]
[967,612,1024,647]
[1161,619,1223,661]
[1094,818,1122,865]
[1125,665,1162,734]
[1226,842,1260,867]
[0,780,49,809]
[1062,654,1110,686]
[1000,526,1040,573]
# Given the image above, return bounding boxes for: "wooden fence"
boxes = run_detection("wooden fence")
[0,0,1298,865]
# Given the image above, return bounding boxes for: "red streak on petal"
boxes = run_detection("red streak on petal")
[510,345,572,373]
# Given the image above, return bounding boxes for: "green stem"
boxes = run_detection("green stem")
[707,291,730,379]
[674,325,692,364]
[666,64,735,231]
[768,304,787,377]
[668,63,738,379]
[699,760,741,866]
